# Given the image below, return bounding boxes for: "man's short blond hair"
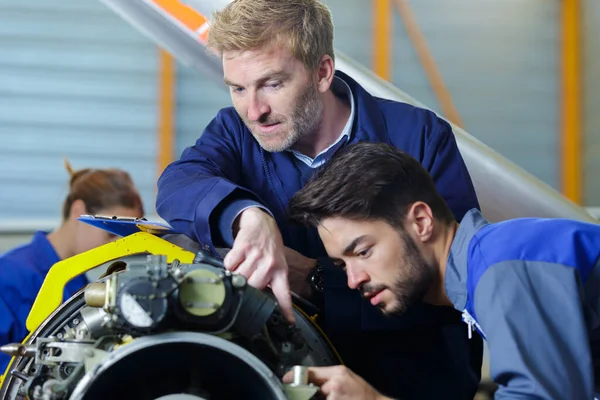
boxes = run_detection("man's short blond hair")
[207,0,335,71]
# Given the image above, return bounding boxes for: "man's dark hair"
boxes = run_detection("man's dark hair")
[288,142,455,228]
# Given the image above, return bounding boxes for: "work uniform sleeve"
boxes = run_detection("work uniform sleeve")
[0,265,42,373]
[419,111,480,221]
[156,109,267,250]
[474,260,594,399]
[0,295,20,373]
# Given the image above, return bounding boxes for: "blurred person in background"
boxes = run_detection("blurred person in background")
[0,160,144,372]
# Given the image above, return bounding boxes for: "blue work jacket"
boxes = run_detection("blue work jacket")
[157,71,482,399]
[447,209,600,399]
[0,232,88,372]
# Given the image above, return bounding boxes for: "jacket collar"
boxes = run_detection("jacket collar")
[444,209,490,311]
[334,70,394,146]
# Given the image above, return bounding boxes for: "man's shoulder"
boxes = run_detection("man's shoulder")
[373,98,445,128]
[467,218,600,293]
[336,70,444,128]
[358,96,451,150]
[467,220,531,274]
[471,218,598,263]
[372,96,420,112]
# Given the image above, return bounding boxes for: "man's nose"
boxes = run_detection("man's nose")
[346,265,368,290]
[247,92,270,122]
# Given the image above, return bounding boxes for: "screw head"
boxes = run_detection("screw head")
[231,274,247,288]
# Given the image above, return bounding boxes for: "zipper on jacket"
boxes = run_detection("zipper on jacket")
[462,310,486,340]
[260,149,287,215]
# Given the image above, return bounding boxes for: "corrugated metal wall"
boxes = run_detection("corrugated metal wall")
[583,0,600,205]
[175,64,230,157]
[0,0,158,223]
[327,0,560,190]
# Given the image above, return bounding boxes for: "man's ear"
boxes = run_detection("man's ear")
[315,54,335,93]
[405,202,434,243]
[69,199,88,221]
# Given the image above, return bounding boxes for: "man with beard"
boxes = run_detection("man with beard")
[156,0,482,398]
[286,141,600,400]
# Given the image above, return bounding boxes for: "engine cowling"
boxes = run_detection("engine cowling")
[0,232,340,400]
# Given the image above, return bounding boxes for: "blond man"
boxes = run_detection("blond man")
[157,1,482,398]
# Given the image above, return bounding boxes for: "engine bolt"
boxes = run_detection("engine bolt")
[231,274,247,288]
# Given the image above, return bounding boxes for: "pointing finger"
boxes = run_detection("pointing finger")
[272,273,295,324]
[223,245,244,271]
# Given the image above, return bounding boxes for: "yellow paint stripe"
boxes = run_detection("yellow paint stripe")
[373,0,392,80]
[393,0,464,128]
[561,0,581,203]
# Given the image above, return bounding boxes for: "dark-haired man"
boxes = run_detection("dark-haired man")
[287,141,600,400]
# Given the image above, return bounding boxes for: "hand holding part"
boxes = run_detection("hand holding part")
[224,207,294,323]
[283,365,393,400]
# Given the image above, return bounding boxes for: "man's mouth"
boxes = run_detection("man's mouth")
[256,122,281,134]
[362,288,385,306]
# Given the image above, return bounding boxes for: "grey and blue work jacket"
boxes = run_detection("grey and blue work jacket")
[446,209,600,399]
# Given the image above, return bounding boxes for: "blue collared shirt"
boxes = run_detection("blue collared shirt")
[288,76,355,168]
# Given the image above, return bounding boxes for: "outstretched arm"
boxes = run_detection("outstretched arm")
[156,110,293,321]
[156,110,267,250]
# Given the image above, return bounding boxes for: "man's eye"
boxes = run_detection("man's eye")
[357,248,371,258]
[266,82,281,89]
[334,262,346,270]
